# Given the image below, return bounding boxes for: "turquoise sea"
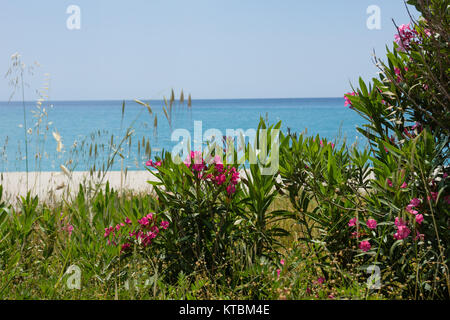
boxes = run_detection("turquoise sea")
[0,98,367,172]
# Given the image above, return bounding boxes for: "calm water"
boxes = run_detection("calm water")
[0,98,367,172]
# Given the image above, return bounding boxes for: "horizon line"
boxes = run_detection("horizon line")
[0,96,344,103]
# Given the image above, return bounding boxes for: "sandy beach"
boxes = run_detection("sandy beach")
[0,170,158,204]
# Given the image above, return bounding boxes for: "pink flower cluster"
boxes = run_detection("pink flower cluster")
[104,213,170,253]
[59,214,74,237]
[394,217,411,240]
[344,92,358,108]
[185,152,240,195]
[146,159,162,168]
[348,217,377,252]
[61,224,74,236]
[394,24,418,52]
[405,198,424,225]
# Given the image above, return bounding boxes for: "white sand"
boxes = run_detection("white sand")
[0,169,375,206]
[0,171,158,205]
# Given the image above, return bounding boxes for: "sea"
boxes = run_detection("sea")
[0,98,367,172]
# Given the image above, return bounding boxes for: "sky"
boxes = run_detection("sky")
[0,0,418,101]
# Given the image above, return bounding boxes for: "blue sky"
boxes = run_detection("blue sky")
[0,0,418,101]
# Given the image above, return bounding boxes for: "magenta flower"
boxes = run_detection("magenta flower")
[366,219,377,230]
[121,243,131,252]
[394,23,417,52]
[414,231,425,241]
[344,92,357,108]
[348,217,358,227]
[395,217,406,227]
[406,205,418,215]
[215,174,226,186]
[394,218,411,240]
[160,221,170,230]
[280,259,285,266]
[226,184,236,195]
[138,216,150,226]
[429,192,438,202]
[62,224,74,236]
[359,241,371,252]
[317,277,325,284]
[276,269,281,279]
[387,179,393,187]
[400,182,407,189]
[409,198,421,207]
[415,214,424,225]
[146,159,161,168]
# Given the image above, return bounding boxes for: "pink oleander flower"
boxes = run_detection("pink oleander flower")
[387,179,393,187]
[125,217,132,225]
[226,184,236,195]
[121,243,131,252]
[415,214,424,225]
[216,173,226,185]
[400,182,407,189]
[394,67,402,82]
[62,224,74,236]
[280,259,285,266]
[406,205,418,215]
[414,231,425,241]
[395,216,407,227]
[150,225,159,234]
[409,198,421,207]
[366,219,377,230]
[344,92,358,108]
[394,23,417,52]
[348,217,358,227]
[138,216,150,226]
[427,192,438,202]
[104,226,114,238]
[350,231,360,239]
[276,269,281,279]
[394,224,411,240]
[359,240,371,252]
[146,159,162,168]
[160,221,170,230]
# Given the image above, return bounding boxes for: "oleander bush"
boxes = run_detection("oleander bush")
[275,0,449,299]
[144,119,289,286]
